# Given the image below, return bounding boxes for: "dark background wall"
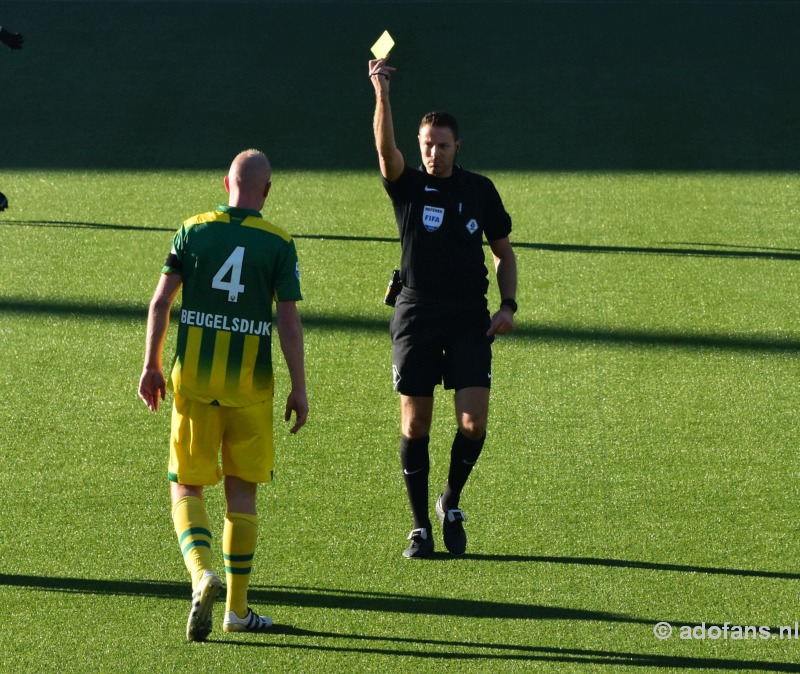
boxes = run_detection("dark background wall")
[2,1,799,171]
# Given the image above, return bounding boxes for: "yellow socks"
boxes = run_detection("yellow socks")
[223,512,258,617]
[171,497,259,615]
[172,495,213,590]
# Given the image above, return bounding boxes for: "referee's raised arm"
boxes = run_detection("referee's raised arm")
[369,58,404,182]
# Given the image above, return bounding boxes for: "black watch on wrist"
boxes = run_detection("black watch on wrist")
[501,298,517,314]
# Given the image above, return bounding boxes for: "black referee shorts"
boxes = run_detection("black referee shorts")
[390,290,493,397]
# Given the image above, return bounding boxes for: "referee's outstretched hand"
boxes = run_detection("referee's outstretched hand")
[487,307,515,336]
[0,28,23,50]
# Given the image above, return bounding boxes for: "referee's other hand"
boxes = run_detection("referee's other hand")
[487,307,515,336]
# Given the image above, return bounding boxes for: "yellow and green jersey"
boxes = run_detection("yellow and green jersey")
[163,205,302,407]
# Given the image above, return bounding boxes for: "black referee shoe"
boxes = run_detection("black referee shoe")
[402,527,433,558]
[436,494,467,555]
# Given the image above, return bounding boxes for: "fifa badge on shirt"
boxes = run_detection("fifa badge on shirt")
[422,205,444,233]
[466,219,479,235]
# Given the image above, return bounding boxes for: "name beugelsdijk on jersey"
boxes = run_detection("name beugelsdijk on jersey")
[180,309,271,336]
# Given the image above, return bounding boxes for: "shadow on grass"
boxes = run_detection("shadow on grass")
[2,573,798,671]
[2,570,796,616]
[0,219,175,233]
[464,554,800,581]
[221,626,800,672]
[514,241,800,262]
[0,572,626,622]
[299,234,800,262]
[1,295,799,354]
[5,220,800,262]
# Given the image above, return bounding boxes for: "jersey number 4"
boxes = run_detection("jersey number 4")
[212,246,246,303]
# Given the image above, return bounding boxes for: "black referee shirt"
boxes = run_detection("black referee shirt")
[383,164,512,298]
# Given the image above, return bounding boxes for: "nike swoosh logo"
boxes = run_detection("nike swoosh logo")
[403,468,425,476]
[424,186,438,192]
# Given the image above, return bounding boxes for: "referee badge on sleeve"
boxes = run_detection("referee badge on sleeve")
[422,205,444,233]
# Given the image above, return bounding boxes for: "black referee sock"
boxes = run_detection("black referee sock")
[443,431,485,510]
[400,435,432,531]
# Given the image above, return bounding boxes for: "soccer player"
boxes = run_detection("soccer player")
[138,149,308,640]
[369,58,518,558]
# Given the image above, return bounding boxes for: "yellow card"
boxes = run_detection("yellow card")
[371,30,395,59]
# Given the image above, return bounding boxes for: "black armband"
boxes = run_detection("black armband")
[164,252,181,272]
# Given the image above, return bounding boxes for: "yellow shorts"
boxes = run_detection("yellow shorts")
[168,393,274,485]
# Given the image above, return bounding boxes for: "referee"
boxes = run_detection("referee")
[369,58,518,558]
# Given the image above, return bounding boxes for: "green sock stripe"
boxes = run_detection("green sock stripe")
[178,527,212,546]
[223,553,255,562]
[225,566,252,575]
[182,539,211,557]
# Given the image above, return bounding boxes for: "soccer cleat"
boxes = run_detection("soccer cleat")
[186,570,223,642]
[436,494,467,555]
[402,527,433,558]
[223,608,273,633]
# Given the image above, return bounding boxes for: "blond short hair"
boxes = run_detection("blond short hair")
[229,149,271,191]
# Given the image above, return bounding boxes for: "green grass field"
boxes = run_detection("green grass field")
[2,2,800,673]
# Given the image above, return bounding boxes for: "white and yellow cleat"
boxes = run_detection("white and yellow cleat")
[186,570,223,642]
[223,608,273,633]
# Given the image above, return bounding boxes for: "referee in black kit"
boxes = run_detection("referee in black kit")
[369,56,518,559]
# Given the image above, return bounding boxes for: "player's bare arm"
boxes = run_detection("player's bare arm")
[369,58,404,182]
[276,300,308,434]
[138,272,182,412]
[487,237,517,336]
